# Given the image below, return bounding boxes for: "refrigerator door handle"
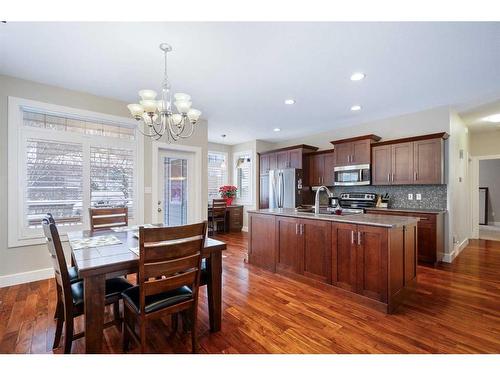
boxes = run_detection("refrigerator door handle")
[278,171,284,208]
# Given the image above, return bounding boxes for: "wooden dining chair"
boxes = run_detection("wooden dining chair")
[42,215,133,353]
[208,199,227,235]
[121,221,208,353]
[89,207,128,231]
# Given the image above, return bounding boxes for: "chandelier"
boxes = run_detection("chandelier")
[127,43,201,141]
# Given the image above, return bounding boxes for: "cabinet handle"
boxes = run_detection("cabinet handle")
[391,173,394,182]
[414,172,418,181]
[358,231,362,245]
[387,173,391,182]
[301,224,304,235]
[295,223,298,235]
[351,230,355,244]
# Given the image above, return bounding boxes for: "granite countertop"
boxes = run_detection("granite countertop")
[248,208,419,228]
[365,207,446,214]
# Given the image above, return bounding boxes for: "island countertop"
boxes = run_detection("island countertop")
[247,208,419,228]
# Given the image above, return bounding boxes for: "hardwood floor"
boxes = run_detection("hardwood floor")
[0,232,499,354]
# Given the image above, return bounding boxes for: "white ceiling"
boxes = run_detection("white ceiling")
[1,22,500,144]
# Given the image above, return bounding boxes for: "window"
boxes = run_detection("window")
[207,151,228,201]
[8,97,143,247]
[233,151,252,204]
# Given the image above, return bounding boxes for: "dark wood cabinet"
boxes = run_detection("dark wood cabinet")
[268,153,277,171]
[413,138,444,184]
[248,213,276,271]
[276,151,290,169]
[301,219,331,283]
[260,154,270,174]
[228,205,243,232]
[371,133,447,186]
[365,209,445,264]
[330,135,381,167]
[331,222,357,292]
[275,216,300,273]
[307,151,335,186]
[259,145,317,176]
[289,149,303,169]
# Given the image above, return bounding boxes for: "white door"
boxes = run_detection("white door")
[157,149,195,225]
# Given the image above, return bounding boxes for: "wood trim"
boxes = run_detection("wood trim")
[330,134,381,145]
[258,144,318,156]
[308,149,335,156]
[372,132,449,147]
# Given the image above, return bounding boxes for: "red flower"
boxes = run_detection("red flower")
[219,185,238,198]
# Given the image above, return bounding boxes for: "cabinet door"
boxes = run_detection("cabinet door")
[413,138,443,184]
[260,154,270,174]
[276,216,300,273]
[259,174,269,209]
[248,214,276,271]
[268,153,277,171]
[417,222,436,263]
[228,206,243,232]
[276,151,290,169]
[289,149,303,169]
[334,143,352,166]
[300,219,331,283]
[372,145,392,185]
[323,153,336,186]
[312,154,325,185]
[356,225,388,303]
[331,222,357,292]
[391,142,414,185]
[352,140,371,164]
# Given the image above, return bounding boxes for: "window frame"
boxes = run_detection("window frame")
[207,150,228,202]
[8,96,144,248]
[232,150,253,205]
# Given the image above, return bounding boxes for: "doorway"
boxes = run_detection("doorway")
[152,143,203,226]
[471,154,500,240]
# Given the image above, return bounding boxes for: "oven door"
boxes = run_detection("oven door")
[334,164,371,186]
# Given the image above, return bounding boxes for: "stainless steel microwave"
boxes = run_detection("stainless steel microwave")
[333,164,371,186]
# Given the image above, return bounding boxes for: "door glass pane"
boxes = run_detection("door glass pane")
[163,157,188,225]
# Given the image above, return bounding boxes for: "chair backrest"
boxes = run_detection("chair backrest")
[89,207,128,231]
[212,199,227,218]
[42,216,72,305]
[138,221,208,315]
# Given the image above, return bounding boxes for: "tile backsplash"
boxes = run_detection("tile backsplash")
[318,185,447,210]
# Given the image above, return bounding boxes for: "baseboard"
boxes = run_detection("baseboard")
[242,226,248,232]
[442,238,469,263]
[0,267,53,288]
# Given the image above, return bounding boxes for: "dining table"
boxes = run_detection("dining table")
[67,226,226,354]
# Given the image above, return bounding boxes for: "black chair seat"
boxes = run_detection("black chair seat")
[68,266,80,283]
[71,277,133,306]
[200,259,209,286]
[122,285,193,314]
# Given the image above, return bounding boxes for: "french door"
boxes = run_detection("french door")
[157,150,195,226]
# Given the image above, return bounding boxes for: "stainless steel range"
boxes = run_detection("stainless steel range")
[339,192,378,214]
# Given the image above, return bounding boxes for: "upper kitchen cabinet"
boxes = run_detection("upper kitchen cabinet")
[330,135,381,166]
[307,151,336,186]
[371,133,448,186]
[259,145,318,175]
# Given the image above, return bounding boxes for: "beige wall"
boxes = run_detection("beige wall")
[0,74,209,283]
[469,130,500,157]
[479,159,500,224]
[274,107,450,150]
[0,75,131,279]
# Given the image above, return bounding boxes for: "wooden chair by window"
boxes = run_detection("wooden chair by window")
[42,215,133,353]
[121,222,208,353]
[208,199,227,235]
[89,207,128,231]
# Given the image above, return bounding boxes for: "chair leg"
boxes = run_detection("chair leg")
[63,313,74,354]
[54,286,63,320]
[53,313,64,349]
[191,307,198,354]
[171,313,178,332]
[140,321,147,354]
[122,306,130,352]
[113,301,121,328]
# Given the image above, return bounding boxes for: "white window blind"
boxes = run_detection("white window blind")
[208,152,227,201]
[90,146,134,217]
[235,153,252,203]
[25,139,83,228]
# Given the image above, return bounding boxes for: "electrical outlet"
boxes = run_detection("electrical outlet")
[416,193,422,201]
[408,193,413,200]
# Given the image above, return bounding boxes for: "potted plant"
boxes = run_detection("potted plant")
[219,185,238,206]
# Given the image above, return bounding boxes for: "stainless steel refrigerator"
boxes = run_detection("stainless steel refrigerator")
[268,169,304,209]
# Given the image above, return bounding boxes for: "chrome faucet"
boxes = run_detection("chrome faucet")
[314,186,332,214]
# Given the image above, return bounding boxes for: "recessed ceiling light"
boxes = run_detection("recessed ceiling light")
[284,99,295,105]
[273,128,281,132]
[350,72,366,81]
[483,114,500,123]
[221,134,227,138]
[351,105,362,111]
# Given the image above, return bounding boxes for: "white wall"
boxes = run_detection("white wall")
[470,130,500,157]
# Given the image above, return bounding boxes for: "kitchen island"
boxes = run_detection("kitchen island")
[247,208,419,313]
